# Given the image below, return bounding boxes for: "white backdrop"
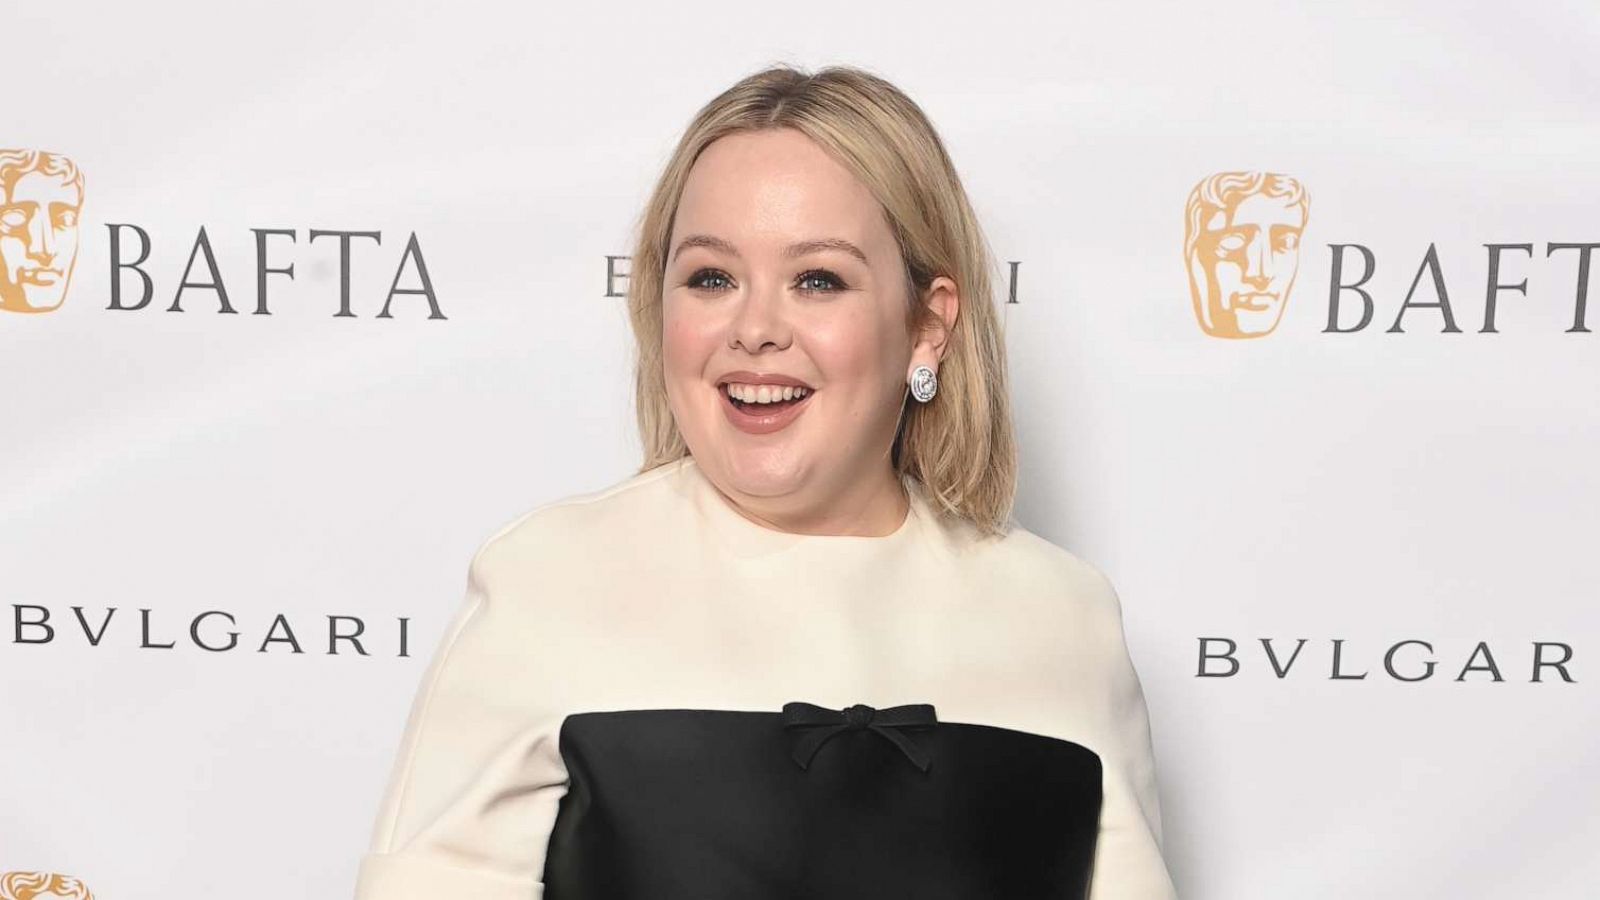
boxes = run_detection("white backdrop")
[3,2,1596,897]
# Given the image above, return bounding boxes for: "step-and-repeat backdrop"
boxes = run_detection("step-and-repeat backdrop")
[4,2,1595,898]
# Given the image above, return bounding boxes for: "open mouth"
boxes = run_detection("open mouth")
[722,383,811,414]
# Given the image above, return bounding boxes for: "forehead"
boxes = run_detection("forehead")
[7,170,81,205]
[673,128,889,252]
[1207,191,1303,231]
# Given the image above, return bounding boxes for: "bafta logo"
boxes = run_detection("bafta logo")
[0,872,94,900]
[1183,171,1309,338]
[0,149,86,314]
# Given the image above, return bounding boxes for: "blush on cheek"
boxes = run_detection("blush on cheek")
[662,318,690,368]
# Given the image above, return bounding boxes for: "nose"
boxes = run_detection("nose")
[28,209,57,263]
[1243,231,1274,290]
[728,275,791,353]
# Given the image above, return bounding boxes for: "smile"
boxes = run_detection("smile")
[719,382,814,435]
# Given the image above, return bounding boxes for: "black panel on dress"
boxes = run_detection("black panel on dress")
[540,703,1102,900]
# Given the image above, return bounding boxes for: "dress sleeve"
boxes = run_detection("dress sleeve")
[1081,568,1180,900]
[353,536,566,900]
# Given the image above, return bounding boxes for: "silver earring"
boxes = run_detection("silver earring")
[908,364,938,403]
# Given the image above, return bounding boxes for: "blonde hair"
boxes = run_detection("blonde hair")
[627,63,1018,537]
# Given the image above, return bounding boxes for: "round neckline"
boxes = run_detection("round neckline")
[676,455,926,557]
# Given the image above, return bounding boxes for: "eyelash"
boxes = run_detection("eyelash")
[685,268,848,295]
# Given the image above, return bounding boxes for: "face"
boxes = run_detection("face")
[661,128,929,509]
[1191,191,1304,337]
[0,169,83,313]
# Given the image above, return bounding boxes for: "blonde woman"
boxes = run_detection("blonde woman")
[355,64,1176,899]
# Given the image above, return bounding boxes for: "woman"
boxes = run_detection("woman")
[354,64,1176,899]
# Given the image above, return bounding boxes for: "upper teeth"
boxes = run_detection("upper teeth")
[726,383,810,403]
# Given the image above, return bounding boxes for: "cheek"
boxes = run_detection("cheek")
[1274,252,1298,279]
[805,306,899,393]
[661,301,721,380]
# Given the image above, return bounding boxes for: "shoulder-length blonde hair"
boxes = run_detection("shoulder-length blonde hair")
[627,63,1018,537]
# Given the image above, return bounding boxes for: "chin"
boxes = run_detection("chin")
[716,450,811,498]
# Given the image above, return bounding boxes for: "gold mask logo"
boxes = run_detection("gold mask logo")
[1184,171,1310,338]
[0,872,95,900]
[0,149,85,314]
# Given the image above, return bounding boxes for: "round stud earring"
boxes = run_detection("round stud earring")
[908,364,938,403]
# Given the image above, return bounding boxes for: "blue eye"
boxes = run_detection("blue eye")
[797,269,847,293]
[686,268,848,294]
[687,268,732,292]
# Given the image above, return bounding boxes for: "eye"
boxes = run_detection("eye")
[1275,232,1300,252]
[796,269,847,294]
[686,267,732,292]
[1214,233,1246,257]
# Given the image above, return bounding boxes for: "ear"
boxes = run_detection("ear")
[911,275,960,367]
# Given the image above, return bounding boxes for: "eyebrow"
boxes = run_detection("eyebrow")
[671,234,869,266]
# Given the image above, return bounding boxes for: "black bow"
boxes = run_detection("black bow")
[780,701,938,773]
